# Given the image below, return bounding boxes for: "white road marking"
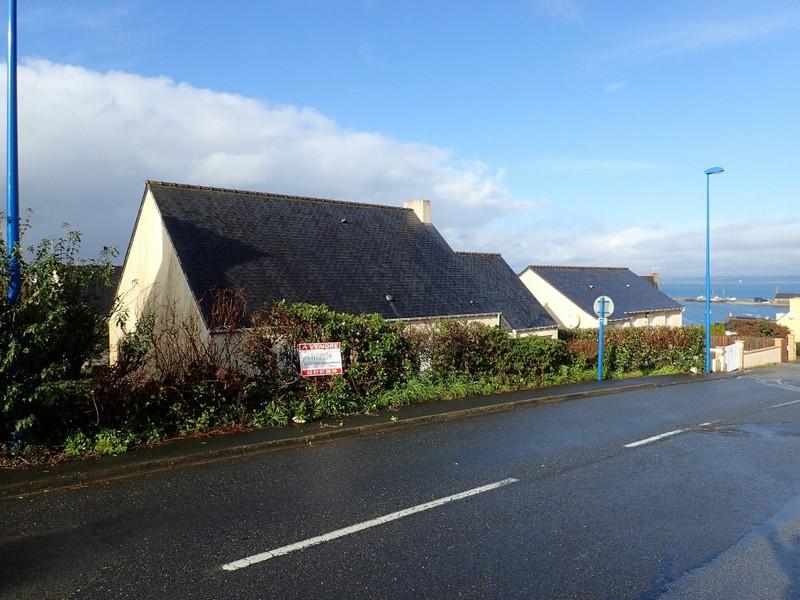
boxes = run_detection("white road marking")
[623,422,713,448]
[751,376,800,404]
[221,477,520,572]
[753,377,800,395]
[624,428,687,448]
[771,399,800,409]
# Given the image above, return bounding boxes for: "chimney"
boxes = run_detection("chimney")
[651,272,660,289]
[404,199,432,224]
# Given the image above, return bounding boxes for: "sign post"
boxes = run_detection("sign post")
[593,296,615,381]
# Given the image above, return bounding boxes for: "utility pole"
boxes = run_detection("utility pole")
[6,0,20,304]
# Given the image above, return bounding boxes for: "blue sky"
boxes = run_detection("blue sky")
[8,0,800,276]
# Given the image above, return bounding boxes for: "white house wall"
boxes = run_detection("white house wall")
[624,311,682,328]
[512,328,559,339]
[109,189,207,363]
[519,269,596,329]
[777,298,800,337]
[396,313,503,330]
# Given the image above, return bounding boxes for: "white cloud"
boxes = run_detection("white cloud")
[4,59,534,256]
[444,218,800,277]
[603,11,800,64]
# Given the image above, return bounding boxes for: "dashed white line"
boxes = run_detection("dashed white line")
[770,399,800,409]
[221,477,520,572]
[624,429,687,448]
[623,422,714,449]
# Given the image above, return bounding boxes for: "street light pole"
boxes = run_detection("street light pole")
[704,166,724,374]
[6,0,20,305]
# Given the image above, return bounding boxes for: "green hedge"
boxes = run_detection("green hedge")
[414,320,569,384]
[244,301,418,419]
[0,230,118,454]
[562,326,705,376]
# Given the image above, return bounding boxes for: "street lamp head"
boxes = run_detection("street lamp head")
[704,166,724,175]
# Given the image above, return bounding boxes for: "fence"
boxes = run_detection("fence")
[711,335,777,351]
[711,336,787,371]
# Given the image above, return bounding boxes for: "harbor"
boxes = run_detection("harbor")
[671,297,787,325]
[674,296,783,307]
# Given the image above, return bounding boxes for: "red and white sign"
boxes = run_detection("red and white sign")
[299,342,343,376]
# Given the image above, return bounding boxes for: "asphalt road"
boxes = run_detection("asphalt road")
[3,364,800,599]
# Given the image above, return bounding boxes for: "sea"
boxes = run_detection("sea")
[659,276,800,325]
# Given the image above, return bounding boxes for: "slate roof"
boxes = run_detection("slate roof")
[145,181,553,330]
[522,265,682,320]
[456,252,556,331]
[639,274,660,289]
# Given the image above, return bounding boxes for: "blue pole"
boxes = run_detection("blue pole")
[597,297,605,381]
[705,173,711,374]
[6,0,20,305]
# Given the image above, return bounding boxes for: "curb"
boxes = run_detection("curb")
[0,373,732,499]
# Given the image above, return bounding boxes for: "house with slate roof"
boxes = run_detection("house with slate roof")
[110,181,557,361]
[518,265,683,330]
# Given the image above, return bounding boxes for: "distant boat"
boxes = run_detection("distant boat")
[711,295,722,302]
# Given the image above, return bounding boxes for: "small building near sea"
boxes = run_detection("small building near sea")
[777,297,800,338]
[775,292,800,306]
[110,181,557,361]
[518,265,684,330]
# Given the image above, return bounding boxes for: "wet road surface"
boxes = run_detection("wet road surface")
[3,364,800,599]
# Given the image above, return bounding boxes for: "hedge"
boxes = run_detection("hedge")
[724,318,790,338]
[562,326,705,376]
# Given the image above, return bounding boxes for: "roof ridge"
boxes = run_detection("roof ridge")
[524,265,629,271]
[146,180,412,212]
[455,251,502,257]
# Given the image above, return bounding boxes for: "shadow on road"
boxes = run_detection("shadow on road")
[766,525,800,600]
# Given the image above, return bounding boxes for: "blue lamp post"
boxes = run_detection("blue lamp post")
[704,166,724,373]
[6,0,20,305]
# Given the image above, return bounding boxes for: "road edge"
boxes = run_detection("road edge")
[0,374,732,499]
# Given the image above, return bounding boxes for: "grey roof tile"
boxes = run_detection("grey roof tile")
[456,252,556,330]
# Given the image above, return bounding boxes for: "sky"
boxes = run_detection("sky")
[3,0,800,277]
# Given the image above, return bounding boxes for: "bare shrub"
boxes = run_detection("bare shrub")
[147,288,249,384]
